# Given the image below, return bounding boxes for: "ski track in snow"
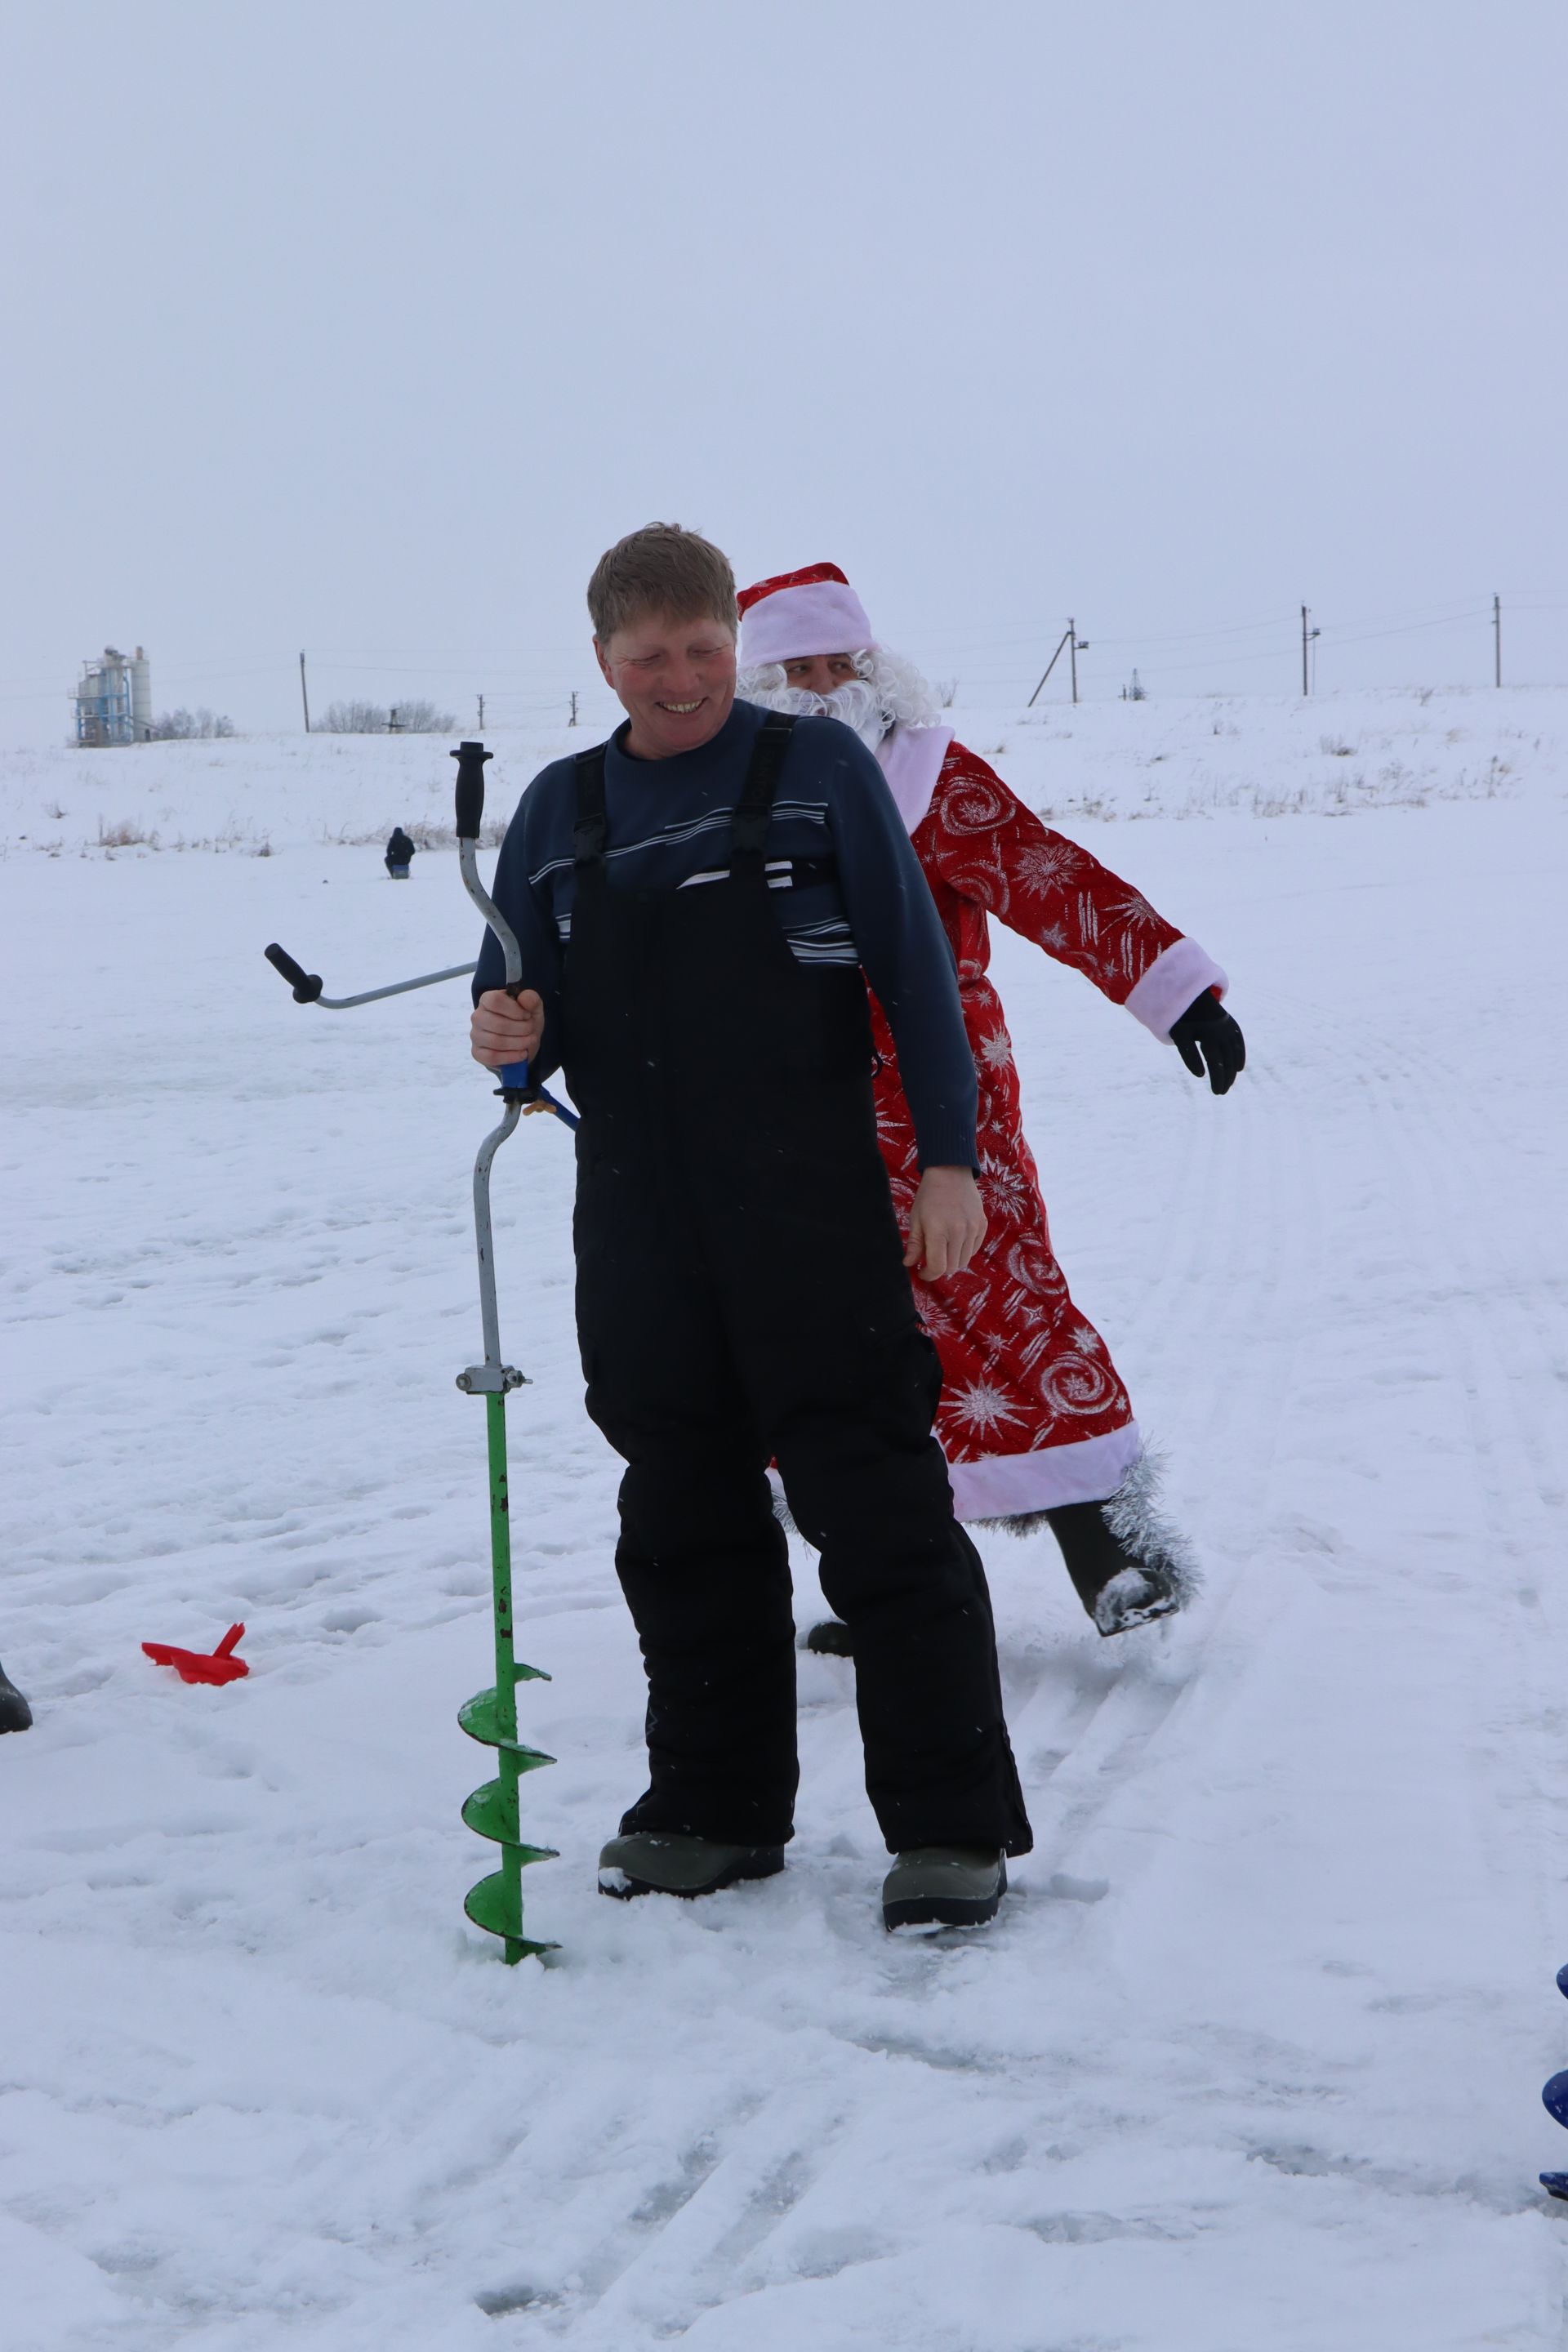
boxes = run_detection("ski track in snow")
[3,691,1568,2350]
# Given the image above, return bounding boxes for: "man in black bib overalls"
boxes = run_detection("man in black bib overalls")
[473,527,1031,1931]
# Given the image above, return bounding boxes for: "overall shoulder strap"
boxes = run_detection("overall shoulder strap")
[730,711,796,866]
[572,742,609,869]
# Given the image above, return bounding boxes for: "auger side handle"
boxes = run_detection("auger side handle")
[265,942,323,1002]
[263,942,477,1011]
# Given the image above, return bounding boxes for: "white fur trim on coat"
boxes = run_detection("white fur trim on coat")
[943,1423,1145,1519]
[876,722,954,835]
[769,1422,1143,1527]
[1124,936,1228,1041]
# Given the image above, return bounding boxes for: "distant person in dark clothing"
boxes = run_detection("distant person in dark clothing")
[385,827,416,878]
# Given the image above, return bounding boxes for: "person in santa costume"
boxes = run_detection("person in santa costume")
[737,564,1245,1641]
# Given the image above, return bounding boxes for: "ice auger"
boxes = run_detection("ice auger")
[450,740,575,1962]
[262,742,577,1963]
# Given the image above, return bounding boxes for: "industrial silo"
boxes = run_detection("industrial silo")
[73,646,149,746]
[130,648,151,740]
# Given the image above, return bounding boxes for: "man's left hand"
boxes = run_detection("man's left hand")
[905,1166,987,1281]
[1170,991,1246,1094]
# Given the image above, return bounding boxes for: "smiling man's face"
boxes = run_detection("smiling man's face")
[595,609,737,760]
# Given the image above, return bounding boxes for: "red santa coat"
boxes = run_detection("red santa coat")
[869,727,1226,1520]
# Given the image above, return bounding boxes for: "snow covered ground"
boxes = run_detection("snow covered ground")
[4,687,1568,2350]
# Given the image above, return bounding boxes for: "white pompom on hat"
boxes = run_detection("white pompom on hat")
[737,562,875,670]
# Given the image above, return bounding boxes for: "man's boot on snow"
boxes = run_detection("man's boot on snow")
[0,1659,33,1734]
[883,1846,1007,1931]
[597,1831,786,1900]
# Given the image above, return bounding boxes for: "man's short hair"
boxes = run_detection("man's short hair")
[587,523,738,644]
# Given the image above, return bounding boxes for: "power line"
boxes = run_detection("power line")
[1322,607,1488,649]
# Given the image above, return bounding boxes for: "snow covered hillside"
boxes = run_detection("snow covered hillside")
[4,687,1568,2350]
[0,682,1552,858]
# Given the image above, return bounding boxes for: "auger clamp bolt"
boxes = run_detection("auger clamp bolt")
[457,1366,529,1395]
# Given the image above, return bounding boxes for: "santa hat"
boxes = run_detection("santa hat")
[737,562,875,670]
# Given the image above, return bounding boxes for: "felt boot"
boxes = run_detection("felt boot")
[1045,1499,1187,1635]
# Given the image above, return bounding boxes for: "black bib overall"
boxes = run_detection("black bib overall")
[561,714,1031,1858]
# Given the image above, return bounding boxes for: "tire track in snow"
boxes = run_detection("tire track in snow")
[1300,1018,1568,1919]
[552,2087,847,2342]
[989,1000,1331,1902]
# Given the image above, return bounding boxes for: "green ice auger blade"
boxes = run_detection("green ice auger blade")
[461,1778,559,1856]
[458,1689,556,1761]
[461,1388,557,1962]
[465,1870,555,1958]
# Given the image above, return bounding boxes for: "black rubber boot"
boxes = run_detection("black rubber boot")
[597,1832,786,1900]
[1045,1499,1184,1636]
[0,1659,33,1734]
[883,1846,1007,1931]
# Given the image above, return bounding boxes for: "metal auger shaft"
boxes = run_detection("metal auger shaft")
[452,740,560,1962]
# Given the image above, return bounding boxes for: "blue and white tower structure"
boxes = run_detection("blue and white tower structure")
[74,646,151,746]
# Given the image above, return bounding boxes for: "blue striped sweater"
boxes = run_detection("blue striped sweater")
[474,698,978,1168]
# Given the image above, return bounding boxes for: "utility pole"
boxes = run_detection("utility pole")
[1027,621,1089,708]
[478,693,485,730]
[1300,606,1321,696]
[1067,619,1089,705]
[568,691,579,728]
[1493,594,1502,688]
[299,651,311,733]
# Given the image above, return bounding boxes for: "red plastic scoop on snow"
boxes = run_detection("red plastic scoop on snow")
[141,1624,249,1686]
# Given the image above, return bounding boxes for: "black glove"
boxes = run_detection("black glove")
[1169,991,1245,1095]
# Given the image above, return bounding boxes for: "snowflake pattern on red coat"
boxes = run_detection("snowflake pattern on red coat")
[869,740,1186,1472]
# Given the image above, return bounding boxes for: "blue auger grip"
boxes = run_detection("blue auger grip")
[492,1054,578,1128]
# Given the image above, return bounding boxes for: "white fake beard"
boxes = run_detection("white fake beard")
[742,672,889,752]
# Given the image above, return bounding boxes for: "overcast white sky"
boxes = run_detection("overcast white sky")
[2,0,1564,742]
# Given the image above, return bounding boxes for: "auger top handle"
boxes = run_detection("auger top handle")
[452,740,533,1094]
[452,738,492,855]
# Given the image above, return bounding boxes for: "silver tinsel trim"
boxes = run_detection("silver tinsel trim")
[978,1449,1200,1601]
[1100,1449,1201,1605]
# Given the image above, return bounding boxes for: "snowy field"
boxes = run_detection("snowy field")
[5,687,1568,2350]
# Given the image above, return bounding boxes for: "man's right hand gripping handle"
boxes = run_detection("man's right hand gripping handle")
[470,988,546,1072]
